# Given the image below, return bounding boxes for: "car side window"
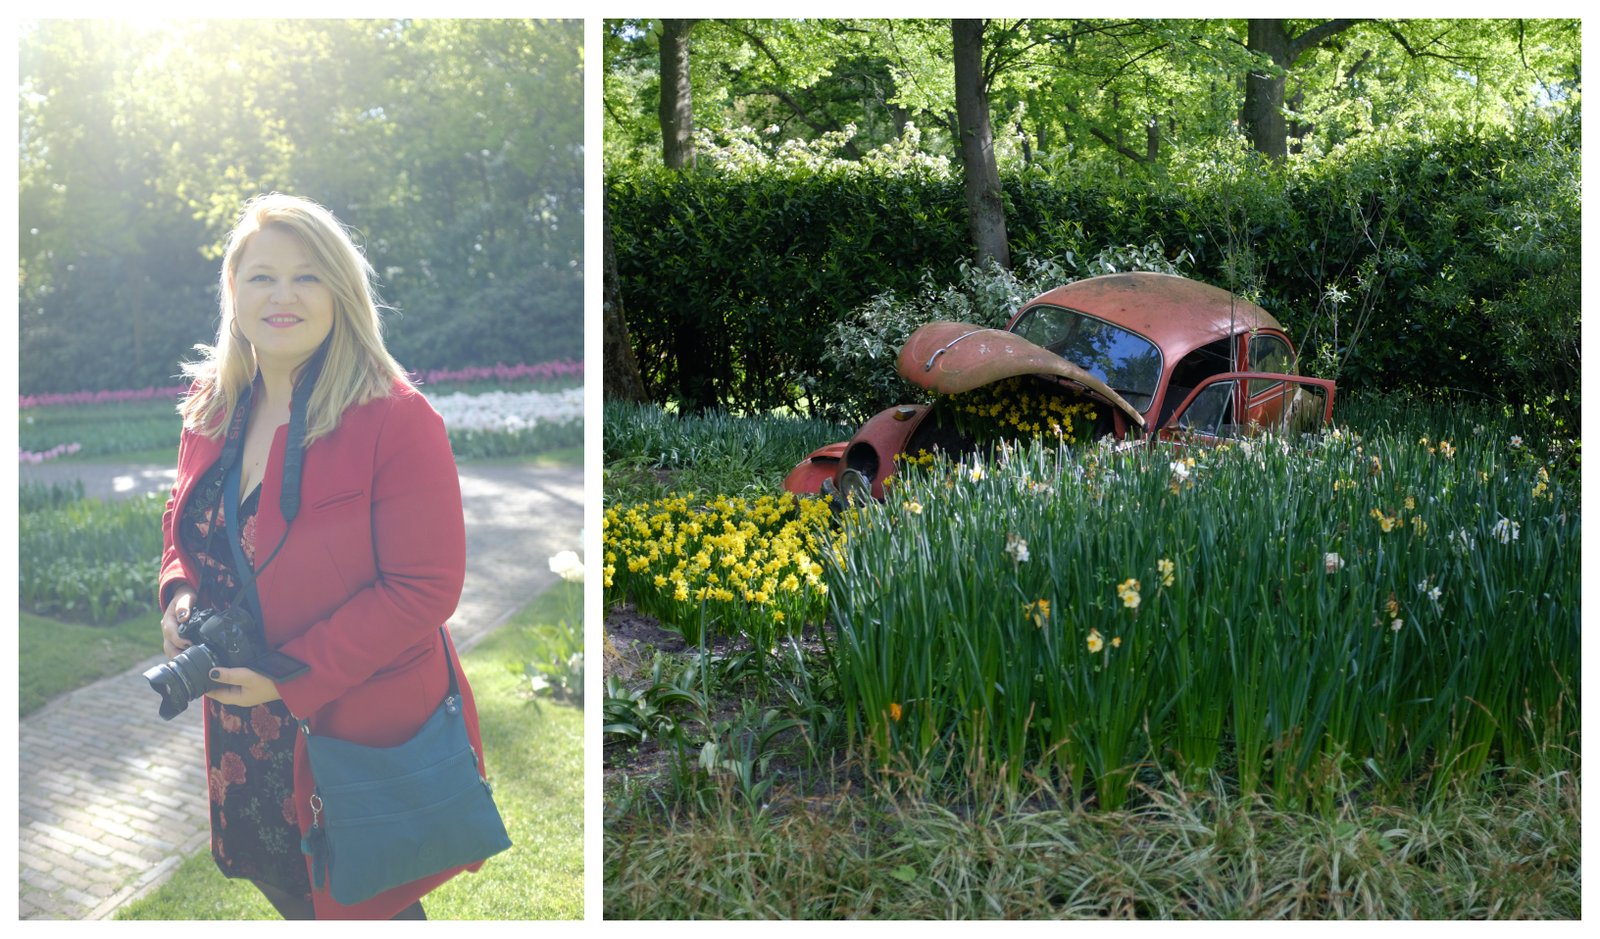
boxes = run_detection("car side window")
[1177,380,1236,437]
[1248,335,1294,395]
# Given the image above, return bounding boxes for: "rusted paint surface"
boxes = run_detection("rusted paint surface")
[1018,273,1283,356]
[897,321,1146,427]
[781,443,846,496]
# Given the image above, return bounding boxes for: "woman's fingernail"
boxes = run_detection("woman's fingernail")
[210,669,221,679]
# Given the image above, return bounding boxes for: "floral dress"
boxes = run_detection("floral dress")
[180,460,310,901]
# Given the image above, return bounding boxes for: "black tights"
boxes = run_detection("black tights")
[254,880,426,920]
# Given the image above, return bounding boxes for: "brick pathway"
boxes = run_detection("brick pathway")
[16,461,583,920]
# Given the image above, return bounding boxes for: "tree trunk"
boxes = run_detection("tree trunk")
[1243,19,1359,160]
[951,19,1010,270]
[657,17,717,410]
[659,19,697,170]
[1243,19,1292,160]
[602,197,649,404]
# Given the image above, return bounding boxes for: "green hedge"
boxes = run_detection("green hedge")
[609,113,1579,428]
[608,170,970,414]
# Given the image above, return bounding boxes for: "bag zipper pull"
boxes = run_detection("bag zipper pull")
[301,792,327,890]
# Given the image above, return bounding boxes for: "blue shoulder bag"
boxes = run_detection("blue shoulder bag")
[297,629,512,905]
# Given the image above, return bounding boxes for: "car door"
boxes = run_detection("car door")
[1242,333,1298,429]
[1157,372,1336,444]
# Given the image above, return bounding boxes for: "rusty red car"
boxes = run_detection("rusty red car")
[784,272,1336,502]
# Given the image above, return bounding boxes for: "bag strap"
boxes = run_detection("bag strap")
[438,626,463,699]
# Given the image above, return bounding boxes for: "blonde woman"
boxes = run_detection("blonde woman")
[155,194,486,919]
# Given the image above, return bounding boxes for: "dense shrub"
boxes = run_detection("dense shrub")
[607,168,969,414]
[609,113,1579,427]
[18,255,581,397]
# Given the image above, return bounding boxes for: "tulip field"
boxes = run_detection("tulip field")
[18,361,582,463]
[18,364,583,623]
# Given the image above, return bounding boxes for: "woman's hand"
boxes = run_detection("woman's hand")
[204,667,283,708]
[160,586,198,658]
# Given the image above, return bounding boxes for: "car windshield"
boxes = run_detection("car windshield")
[1010,304,1162,412]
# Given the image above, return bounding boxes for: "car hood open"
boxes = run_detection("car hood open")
[896,321,1147,428]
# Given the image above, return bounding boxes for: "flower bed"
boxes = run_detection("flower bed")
[17,359,583,409]
[603,492,838,650]
[19,386,187,410]
[432,387,583,433]
[19,369,584,461]
[435,387,583,458]
[414,359,582,386]
[19,488,166,623]
[828,428,1577,810]
[20,442,82,463]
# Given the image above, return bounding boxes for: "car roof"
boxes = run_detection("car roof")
[1013,272,1285,354]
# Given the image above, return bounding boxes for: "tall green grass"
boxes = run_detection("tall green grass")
[827,425,1577,810]
[604,395,1580,918]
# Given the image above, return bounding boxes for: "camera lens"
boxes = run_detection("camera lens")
[143,642,218,721]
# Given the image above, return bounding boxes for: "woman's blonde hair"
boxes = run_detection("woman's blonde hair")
[179,193,412,442]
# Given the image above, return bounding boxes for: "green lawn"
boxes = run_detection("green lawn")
[115,586,584,920]
[19,609,164,716]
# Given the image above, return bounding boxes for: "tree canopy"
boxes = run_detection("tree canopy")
[19,19,583,395]
[604,18,1579,174]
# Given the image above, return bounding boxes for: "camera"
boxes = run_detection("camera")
[144,606,276,720]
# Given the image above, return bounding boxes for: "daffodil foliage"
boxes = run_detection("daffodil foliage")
[829,423,1578,811]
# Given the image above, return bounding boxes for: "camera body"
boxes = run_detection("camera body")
[144,606,273,720]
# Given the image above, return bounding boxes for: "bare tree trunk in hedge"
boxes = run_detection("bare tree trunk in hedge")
[659,19,697,170]
[657,18,718,410]
[952,19,1010,270]
[603,197,649,403]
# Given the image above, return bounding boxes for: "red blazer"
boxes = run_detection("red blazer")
[159,381,487,919]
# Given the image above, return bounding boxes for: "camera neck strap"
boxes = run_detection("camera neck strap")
[219,346,327,622]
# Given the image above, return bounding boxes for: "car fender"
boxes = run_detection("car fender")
[782,442,847,496]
